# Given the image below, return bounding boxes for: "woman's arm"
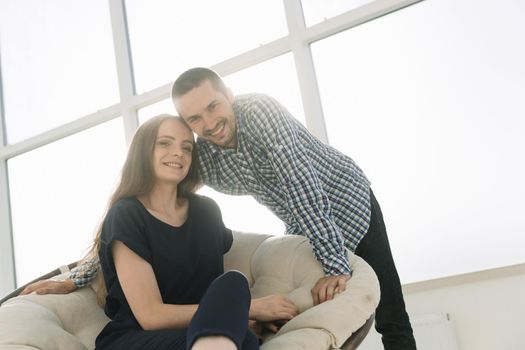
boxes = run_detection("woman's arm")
[112,240,198,330]
[114,239,299,330]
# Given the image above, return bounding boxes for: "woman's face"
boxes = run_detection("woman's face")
[152,119,194,185]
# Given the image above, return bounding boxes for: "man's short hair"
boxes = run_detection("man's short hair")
[171,67,229,100]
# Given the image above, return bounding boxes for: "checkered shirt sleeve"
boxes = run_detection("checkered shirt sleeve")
[69,256,100,288]
[243,95,353,276]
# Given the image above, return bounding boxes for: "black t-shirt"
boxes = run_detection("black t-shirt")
[99,194,233,326]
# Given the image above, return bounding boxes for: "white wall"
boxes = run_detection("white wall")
[362,264,525,350]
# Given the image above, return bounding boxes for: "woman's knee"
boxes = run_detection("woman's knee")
[219,271,249,290]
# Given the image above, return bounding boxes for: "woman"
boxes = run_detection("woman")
[88,115,297,350]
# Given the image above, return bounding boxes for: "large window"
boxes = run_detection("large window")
[1,0,524,295]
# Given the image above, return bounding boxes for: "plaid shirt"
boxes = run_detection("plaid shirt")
[197,93,371,275]
[69,93,372,286]
[69,256,99,288]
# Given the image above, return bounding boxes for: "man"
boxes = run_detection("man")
[171,68,416,349]
[23,67,416,349]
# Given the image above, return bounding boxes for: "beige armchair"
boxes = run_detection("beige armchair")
[0,231,379,350]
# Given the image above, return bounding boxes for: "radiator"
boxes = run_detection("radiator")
[356,313,459,350]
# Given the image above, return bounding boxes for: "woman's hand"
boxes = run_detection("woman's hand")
[249,294,298,322]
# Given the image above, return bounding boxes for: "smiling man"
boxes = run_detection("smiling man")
[171,67,416,350]
[175,79,237,149]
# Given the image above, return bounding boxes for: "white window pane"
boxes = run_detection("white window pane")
[138,101,285,236]
[224,53,306,125]
[125,0,288,93]
[198,187,285,236]
[301,0,374,27]
[0,0,119,144]
[8,119,126,286]
[138,99,176,125]
[312,0,525,283]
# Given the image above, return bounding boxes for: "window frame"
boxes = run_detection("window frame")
[0,0,422,295]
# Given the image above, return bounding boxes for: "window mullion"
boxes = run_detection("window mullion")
[108,0,138,144]
[0,54,16,294]
[283,0,329,143]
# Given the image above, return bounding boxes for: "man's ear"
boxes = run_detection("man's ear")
[226,87,234,104]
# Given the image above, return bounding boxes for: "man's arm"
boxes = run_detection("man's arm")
[69,256,100,288]
[244,94,352,277]
[20,256,100,295]
[245,96,355,304]
[20,279,77,295]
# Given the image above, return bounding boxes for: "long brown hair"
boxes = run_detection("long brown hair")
[86,114,201,304]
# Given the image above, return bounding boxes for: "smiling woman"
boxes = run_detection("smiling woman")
[151,118,195,187]
[70,115,283,350]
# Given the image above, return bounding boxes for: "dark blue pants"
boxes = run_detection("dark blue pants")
[355,190,417,349]
[187,270,258,349]
[96,271,258,350]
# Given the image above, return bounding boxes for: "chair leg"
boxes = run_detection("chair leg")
[340,313,375,350]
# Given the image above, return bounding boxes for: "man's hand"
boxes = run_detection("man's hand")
[249,320,286,341]
[250,294,299,322]
[311,274,350,305]
[20,279,77,296]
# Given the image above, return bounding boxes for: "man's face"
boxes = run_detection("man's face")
[174,80,237,149]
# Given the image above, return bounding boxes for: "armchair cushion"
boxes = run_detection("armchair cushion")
[225,234,380,349]
[0,288,108,350]
[0,231,379,350]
